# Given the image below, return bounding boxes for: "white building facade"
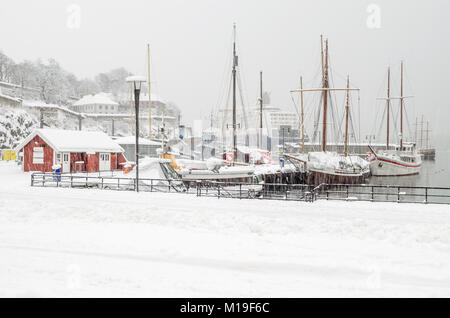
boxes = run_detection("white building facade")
[72,93,119,114]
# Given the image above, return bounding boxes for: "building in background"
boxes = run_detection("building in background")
[71,93,119,114]
[117,93,181,138]
[114,136,161,162]
[245,105,301,151]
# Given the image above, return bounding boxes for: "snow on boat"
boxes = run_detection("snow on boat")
[178,164,256,182]
[64,157,187,192]
[120,157,186,191]
[286,152,370,185]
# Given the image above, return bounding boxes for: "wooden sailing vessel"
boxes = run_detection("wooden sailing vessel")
[368,62,422,176]
[288,36,369,185]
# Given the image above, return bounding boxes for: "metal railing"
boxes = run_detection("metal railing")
[194,181,315,202]
[30,173,315,202]
[30,173,450,205]
[31,173,187,193]
[312,183,450,205]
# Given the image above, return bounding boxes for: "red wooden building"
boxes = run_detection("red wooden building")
[15,129,127,173]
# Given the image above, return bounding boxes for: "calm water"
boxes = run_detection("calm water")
[367,149,450,188]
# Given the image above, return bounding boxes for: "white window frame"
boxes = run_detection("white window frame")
[99,153,110,171]
[33,147,44,164]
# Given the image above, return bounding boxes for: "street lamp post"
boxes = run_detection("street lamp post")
[126,75,146,192]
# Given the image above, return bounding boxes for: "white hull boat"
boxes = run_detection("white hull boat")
[368,148,422,176]
[368,61,422,177]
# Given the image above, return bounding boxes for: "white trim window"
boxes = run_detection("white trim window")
[55,152,61,164]
[99,153,110,171]
[33,147,44,164]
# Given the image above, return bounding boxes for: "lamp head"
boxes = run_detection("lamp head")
[126,75,146,90]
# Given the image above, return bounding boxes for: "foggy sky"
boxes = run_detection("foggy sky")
[1,0,449,145]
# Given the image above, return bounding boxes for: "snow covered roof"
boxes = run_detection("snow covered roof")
[73,93,118,106]
[15,129,124,153]
[114,136,161,146]
[126,75,147,83]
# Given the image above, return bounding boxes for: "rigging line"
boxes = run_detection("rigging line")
[289,92,301,121]
[222,71,233,126]
[327,62,341,134]
[328,75,341,147]
[399,69,415,142]
[337,98,346,143]
[328,92,339,144]
[289,92,306,142]
[358,89,361,142]
[236,72,249,131]
[404,109,412,141]
[221,73,233,145]
[263,106,270,138]
[376,105,387,142]
[214,30,234,115]
[391,107,401,145]
[233,31,251,121]
[349,97,358,143]
[371,100,383,139]
[313,93,323,146]
[370,68,389,138]
[349,103,358,146]
[403,67,418,119]
[303,92,313,131]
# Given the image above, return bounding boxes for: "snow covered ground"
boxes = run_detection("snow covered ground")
[1,161,450,297]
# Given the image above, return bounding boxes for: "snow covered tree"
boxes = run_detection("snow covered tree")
[0,51,15,82]
[95,67,131,96]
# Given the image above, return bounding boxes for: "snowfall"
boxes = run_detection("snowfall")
[1,161,450,297]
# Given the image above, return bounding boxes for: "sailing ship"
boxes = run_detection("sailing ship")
[415,115,436,160]
[288,35,370,185]
[166,25,305,185]
[368,62,422,176]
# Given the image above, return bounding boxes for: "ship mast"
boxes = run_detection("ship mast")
[291,36,358,153]
[400,61,404,149]
[344,75,350,157]
[322,38,329,152]
[377,62,413,150]
[147,44,152,140]
[386,67,391,149]
[300,76,305,153]
[232,23,238,164]
[259,71,263,149]
[320,35,325,83]
[415,116,418,146]
[398,61,414,149]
